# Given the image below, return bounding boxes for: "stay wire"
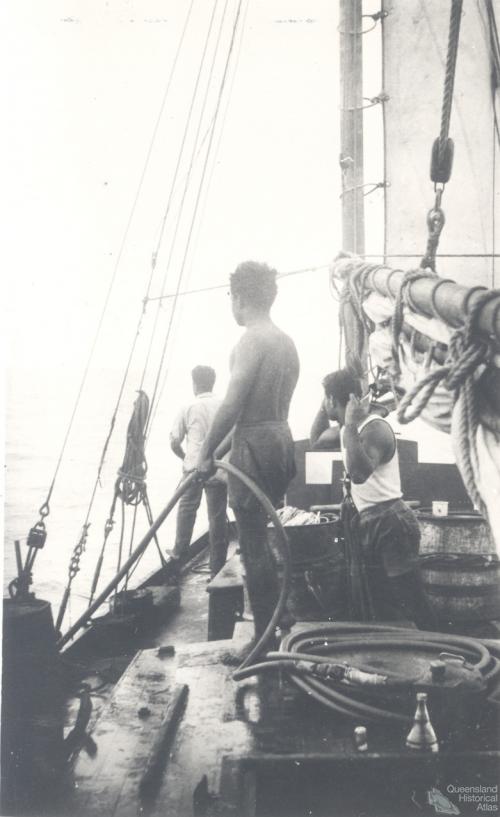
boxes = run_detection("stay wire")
[40,0,195,523]
[146,263,330,304]
[88,2,220,593]
[145,0,245,440]
[139,0,225,398]
[148,0,251,431]
[56,5,196,628]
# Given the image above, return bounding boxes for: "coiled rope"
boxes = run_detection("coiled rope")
[116,390,149,506]
[391,269,437,376]
[397,290,498,516]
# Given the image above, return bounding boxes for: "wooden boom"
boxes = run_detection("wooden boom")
[333,258,500,344]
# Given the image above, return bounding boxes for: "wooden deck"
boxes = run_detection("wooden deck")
[69,617,500,817]
[206,552,244,640]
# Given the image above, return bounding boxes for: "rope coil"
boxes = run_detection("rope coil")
[397,290,498,517]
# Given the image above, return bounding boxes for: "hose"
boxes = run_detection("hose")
[57,460,291,659]
[215,460,291,671]
[237,621,500,724]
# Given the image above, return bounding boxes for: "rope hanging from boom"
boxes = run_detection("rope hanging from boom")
[421,0,463,272]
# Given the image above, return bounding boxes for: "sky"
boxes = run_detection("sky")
[2,0,462,611]
[0,0,364,608]
[4,0,383,439]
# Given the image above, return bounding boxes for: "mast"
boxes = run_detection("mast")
[339,0,365,255]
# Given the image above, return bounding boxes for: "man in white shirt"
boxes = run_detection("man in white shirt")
[312,368,435,628]
[170,366,228,577]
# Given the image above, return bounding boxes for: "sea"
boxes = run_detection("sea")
[3,364,209,635]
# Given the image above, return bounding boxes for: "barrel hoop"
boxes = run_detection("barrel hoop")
[423,583,500,597]
[419,554,499,569]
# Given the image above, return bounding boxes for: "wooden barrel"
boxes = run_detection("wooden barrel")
[266,519,348,621]
[417,512,494,555]
[419,553,500,624]
[2,598,64,814]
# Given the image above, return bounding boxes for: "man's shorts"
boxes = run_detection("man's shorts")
[228,421,296,511]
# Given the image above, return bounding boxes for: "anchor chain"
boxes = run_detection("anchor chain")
[55,523,91,633]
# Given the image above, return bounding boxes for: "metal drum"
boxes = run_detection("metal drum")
[266,518,348,621]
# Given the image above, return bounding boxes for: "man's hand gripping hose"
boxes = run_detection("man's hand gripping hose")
[57,460,291,656]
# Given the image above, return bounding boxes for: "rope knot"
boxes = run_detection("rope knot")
[443,329,490,392]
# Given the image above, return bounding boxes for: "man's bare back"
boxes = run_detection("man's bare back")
[230,322,299,425]
[195,260,299,639]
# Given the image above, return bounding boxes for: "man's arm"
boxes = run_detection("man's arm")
[310,404,329,447]
[343,395,394,483]
[170,409,186,461]
[170,438,185,460]
[310,404,341,451]
[214,429,234,459]
[197,333,262,471]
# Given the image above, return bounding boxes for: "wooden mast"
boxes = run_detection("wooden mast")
[339,0,365,256]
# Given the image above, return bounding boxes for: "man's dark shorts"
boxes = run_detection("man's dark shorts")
[355,497,421,619]
[228,421,296,510]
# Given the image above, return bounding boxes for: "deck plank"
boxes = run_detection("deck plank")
[70,648,179,817]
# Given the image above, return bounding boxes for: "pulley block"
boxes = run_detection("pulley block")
[27,521,47,550]
[430,136,454,184]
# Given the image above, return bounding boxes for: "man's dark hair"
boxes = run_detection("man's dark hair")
[230,261,278,311]
[322,369,362,407]
[192,365,216,392]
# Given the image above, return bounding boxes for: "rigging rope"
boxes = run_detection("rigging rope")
[145,0,245,440]
[138,0,223,396]
[58,1,244,623]
[144,264,330,303]
[439,0,463,163]
[86,391,166,609]
[75,2,223,615]
[33,0,196,560]
[397,289,498,516]
[391,269,437,376]
[149,0,252,430]
[142,0,231,431]
[57,459,290,653]
[54,4,198,624]
[421,0,463,271]
[116,390,149,506]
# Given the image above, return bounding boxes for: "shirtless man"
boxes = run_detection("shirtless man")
[197,261,300,637]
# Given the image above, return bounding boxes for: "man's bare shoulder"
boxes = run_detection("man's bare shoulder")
[231,324,298,366]
[360,418,395,460]
[230,328,266,364]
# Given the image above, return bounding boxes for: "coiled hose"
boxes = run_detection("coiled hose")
[57,459,500,729]
[279,624,500,724]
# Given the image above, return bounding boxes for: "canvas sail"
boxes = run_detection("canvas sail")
[381,0,500,289]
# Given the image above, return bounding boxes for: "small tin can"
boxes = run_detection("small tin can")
[354,725,368,752]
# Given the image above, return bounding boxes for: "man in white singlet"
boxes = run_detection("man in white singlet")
[313,369,435,628]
